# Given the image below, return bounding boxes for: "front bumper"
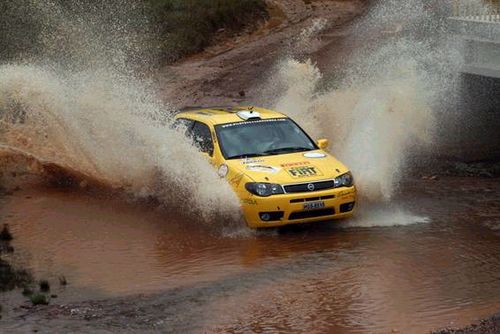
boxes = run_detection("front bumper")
[241,186,356,228]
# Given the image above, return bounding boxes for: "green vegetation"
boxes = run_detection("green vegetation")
[0,259,32,291]
[29,293,49,306]
[0,0,268,64]
[148,0,268,62]
[0,229,32,292]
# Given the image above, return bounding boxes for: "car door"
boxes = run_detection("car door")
[189,121,214,158]
[171,118,195,136]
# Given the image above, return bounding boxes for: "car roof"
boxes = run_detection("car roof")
[175,106,287,126]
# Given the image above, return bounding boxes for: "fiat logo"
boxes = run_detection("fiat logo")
[307,183,315,191]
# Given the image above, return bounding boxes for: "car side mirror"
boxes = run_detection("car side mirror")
[316,139,329,150]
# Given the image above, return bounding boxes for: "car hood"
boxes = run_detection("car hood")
[224,150,350,184]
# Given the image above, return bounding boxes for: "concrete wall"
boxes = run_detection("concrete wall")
[440,18,500,161]
[448,18,500,78]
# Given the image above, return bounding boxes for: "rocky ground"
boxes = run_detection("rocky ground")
[433,314,500,334]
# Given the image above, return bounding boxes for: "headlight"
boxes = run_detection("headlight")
[334,172,354,187]
[245,182,284,197]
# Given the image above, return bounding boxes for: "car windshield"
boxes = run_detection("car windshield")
[215,118,317,159]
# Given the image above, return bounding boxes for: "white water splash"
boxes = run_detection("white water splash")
[0,1,240,219]
[274,58,435,202]
[343,203,430,228]
[264,0,496,228]
[271,0,472,202]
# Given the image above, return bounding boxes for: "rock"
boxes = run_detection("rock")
[0,224,13,241]
[59,275,68,286]
[39,279,50,292]
[22,287,34,296]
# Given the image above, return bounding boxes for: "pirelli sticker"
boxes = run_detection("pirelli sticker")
[286,165,323,178]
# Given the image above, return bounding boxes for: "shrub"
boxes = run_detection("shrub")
[148,0,268,62]
[0,259,32,292]
[30,293,49,306]
[0,0,268,64]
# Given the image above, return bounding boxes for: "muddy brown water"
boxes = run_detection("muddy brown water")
[1,177,499,333]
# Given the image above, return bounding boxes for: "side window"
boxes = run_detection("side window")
[172,118,194,136]
[190,121,214,156]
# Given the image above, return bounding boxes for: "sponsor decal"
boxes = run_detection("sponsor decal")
[241,157,264,165]
[280,161,310,168]
[304,152,326,158]
[246,164,280,174]
[287,165,323,178]
[221,118,287,128]
[241,199,257,205]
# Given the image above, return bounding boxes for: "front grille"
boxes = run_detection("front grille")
[283,180,335,193]
[290,195,335,203]
[289,208,335,220]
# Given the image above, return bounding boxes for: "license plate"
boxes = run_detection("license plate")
[303,201,325,210]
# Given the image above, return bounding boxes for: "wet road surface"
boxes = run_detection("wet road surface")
[0,177,499,333]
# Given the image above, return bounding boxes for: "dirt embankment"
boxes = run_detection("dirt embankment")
[157,0,369,107]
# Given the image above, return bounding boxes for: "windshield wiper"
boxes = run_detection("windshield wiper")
[263,147,312,155]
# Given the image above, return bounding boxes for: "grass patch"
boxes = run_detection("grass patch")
[148,0,268,62]
[29,293,49,306]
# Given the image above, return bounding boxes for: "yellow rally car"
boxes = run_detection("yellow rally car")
[174,106,356,228]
